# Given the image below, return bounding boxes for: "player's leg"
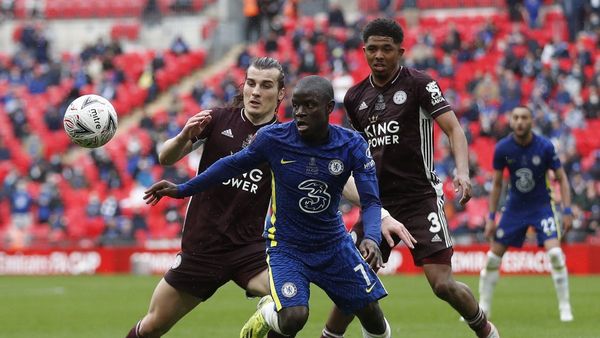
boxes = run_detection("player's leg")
[478,241,508,317]
[315,236,389,338]
[240,247,310,337]
[533,207,573,321]
[354,301,390,338]
[423,251,498,338]
[126,278,202,338]
[545,239,573,321]
[321,307,354,338]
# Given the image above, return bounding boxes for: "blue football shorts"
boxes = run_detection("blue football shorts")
[495,204,560,247]
[266,234,387,314]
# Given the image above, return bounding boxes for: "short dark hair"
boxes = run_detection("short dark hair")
[362,18,404,44]
[295,75,334,103]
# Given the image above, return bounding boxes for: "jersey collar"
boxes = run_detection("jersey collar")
[369,66,403,89]
[241,108,278,126]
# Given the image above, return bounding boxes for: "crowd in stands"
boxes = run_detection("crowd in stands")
[1,0,600,249]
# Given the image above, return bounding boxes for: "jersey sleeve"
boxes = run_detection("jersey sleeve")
[492,143,506,171]
[546,140,562,170]
[177,129,270,197]
[417,76,452,119]
[350,136,382,245]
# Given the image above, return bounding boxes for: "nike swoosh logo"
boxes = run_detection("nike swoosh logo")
[365,283,376,293]
[281,159,296,165]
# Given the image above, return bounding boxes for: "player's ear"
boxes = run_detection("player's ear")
[278,87,285,102]
[327,100,335,115]
[398,46,405,57]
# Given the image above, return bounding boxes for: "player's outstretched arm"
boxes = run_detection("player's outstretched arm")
[436,111,472,205]
[158,110,212,165]
[143,180,180,205]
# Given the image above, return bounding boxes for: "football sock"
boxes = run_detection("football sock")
[465,306,490,337]
[261,301,283,334]
[479,251,501,314]
[547,247,571,308]
[321,327,345,338]
[125,320,142,338]
[361,318,390,338]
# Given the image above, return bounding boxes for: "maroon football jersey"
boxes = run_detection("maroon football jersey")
[345,67,452,205]
[181,107,276,254]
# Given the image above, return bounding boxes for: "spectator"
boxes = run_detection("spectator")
[170,35,190,55]
[328,3,346,27]
[0,138,11,161]
[524,0,542,29]
[244,0,262,42]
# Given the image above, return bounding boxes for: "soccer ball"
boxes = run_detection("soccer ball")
[63,94,118,148]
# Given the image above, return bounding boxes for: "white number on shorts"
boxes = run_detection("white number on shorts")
[541,217,557,236]
[428,212,442,233]
[354,264,371,286]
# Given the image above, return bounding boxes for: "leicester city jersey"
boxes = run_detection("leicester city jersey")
[177,122,382,250]
[493,133,561,211]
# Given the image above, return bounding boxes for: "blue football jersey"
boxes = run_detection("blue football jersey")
[493,133,561,211]
[177,122,381,250]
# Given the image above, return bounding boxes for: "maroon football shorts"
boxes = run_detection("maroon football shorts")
[164,241,267,300]
[351,194,453,266]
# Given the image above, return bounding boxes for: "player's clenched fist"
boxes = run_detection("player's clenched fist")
[360,238,383,270]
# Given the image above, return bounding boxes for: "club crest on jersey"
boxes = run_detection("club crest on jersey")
[393,90,407,105]
[328,159,344,175]
[532,155,541,166]
[426,81,445,105]
[242,134,254,148]
[281,282,297,298]
[375,94,386,111]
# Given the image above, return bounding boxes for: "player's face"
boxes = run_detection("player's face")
[243,66,284,118]
[363,35,404,79]
[510,107,533,137]
[292,89,333,142]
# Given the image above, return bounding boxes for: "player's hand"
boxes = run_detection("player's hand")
[359,238,383,270]
[562,214,573,234]
[180,110,212,140]
[382,215,417,249]
[143,180,180,205]
[453,173,472,206]
[484,218,496,241]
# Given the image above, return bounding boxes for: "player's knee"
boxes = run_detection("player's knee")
[355,302,385,333]
[484,251,502,271]
[431,279,457,301]
[278,307,309,335]
[138,315,171,337]
[547,247,565,269]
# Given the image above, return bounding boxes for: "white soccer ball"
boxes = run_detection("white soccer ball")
[63,94,118,148]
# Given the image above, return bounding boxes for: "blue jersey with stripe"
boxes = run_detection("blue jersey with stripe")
[493,133,561,211]
[177,122,382,250]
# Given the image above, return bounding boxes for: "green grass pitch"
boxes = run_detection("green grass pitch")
[1,275,598,338]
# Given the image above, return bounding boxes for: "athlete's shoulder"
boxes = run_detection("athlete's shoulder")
[402,67,436,84]
[533,133,553,147]
[346,76,371,102]
[258,121,292,137]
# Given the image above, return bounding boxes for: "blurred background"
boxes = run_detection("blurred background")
[0,0,599,266]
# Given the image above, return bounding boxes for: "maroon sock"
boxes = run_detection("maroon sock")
[465,307,490,338]
[126,320,142,338]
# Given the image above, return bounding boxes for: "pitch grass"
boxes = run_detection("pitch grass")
[0,275,598,338]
